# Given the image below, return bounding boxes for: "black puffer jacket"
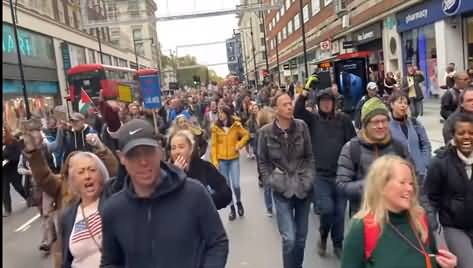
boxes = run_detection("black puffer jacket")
[186,156,232,210]
[426,146,473,230]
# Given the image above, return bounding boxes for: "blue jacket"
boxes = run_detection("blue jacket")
[100,162,228,268]
[389,118,431,176]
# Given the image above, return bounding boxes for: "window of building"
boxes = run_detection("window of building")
[324,0,333,6]
[276,11,280,22]
[87,49,96,63]
[269,23,272,31]
[303,5,309,23]
[128,0,139,16]
[282,26,287,39]
[261,37,265,47]
[132,28,143,40]
[286,0,291,10]
[294,13,300,30]
[288,20,293,35]
[260,23,265,33]
[278,32,282,43]
[280,5,285,17]
[312,0,320,15]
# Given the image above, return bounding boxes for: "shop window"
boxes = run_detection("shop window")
[467,17,473,67]
[402,24,438,95]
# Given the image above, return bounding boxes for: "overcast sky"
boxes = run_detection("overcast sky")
[155,0,239,77]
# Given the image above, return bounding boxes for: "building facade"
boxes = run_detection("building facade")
[106,0,161,69]
[263,0,473,94]
[239,0,269,86]
[2,0,153,127]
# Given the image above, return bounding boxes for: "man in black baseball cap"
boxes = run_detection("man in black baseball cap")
[101,119,228,268]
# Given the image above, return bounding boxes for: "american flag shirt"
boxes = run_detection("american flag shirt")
[69,200,102,268]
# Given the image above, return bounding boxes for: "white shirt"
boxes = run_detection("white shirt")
[69,200,102,268]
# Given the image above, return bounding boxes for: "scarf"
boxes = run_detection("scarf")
[456,149,473,180]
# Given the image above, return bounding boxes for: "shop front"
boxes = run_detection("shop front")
[397,0,473,96]
[3,23,60,127]
[352,23,384,83]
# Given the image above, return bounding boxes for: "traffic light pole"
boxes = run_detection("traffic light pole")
[9,0,31,119]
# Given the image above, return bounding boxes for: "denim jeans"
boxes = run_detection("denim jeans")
[219,159,241,205]
[314,176,346,249]
[264,185,273,211]
[409,98,422,118]
[273,192,311,268]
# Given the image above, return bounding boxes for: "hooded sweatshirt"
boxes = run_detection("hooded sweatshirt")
[100,162,229,268]
[64,124,96,158]
[294,94,356,177]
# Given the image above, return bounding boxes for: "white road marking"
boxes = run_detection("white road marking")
[14,214,40,232]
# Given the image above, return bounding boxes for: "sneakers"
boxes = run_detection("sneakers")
[229,206,236,221]
[236,202,244,217]
[266,208,273,217]
[334,247,342,259]
[317,238,327,257]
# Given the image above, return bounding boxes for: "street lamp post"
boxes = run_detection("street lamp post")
[250,17,259,89]
[299,0,309,79]
[9,0,31,119]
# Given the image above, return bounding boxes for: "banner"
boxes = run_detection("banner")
[118,84,133,103]
[139,74,161,109]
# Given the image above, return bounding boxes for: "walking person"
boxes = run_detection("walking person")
[294,88,356,258]
[258,92,315,268]
[2,126,28,217]
[354,82,381,130]
[341,155,458,268]
[337,97,410,215]
[100,119,229,267]
[440,72,470,121]
[211,106,250,221]
[388,91,433,223]
[443,87,473,144]
[256,106,276,216]
[426,113,473,268]
[169,129,232,210]
[402,65,425,118]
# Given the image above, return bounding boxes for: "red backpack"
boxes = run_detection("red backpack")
[363,212,430,260]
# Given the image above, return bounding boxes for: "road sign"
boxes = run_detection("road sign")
[139,74,161,109]
[342,41,356,49]
[320,40,331,51]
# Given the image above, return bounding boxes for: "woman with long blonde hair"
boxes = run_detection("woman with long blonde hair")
[341,155,457,268]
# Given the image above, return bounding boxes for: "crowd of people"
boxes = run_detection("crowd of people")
[2,64,473,268]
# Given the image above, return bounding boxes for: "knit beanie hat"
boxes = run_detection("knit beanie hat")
[361,97,389,127]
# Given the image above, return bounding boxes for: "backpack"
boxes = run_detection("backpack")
[349,138,406,176]
[363,212,430,261]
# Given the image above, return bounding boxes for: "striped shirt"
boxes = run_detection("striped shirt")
[69,200,102,268]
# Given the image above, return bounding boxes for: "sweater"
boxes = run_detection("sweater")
[341,211,439,268]
[100,162,229,268]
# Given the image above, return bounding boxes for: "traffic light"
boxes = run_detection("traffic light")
[193,75,201,86]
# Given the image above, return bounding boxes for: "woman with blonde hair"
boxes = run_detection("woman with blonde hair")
[167,114,208,158]
[341,155,457,268]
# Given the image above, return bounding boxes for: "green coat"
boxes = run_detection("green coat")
[341,211,439,268]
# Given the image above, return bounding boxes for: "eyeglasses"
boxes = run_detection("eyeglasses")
[368,118,389,127]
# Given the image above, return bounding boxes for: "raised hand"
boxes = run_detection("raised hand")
[22,130,43,153]
[85,133,104,149]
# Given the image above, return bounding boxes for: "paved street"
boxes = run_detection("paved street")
[3,98,444,268]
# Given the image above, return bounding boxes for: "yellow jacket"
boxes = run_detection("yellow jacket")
[211,121,250,167]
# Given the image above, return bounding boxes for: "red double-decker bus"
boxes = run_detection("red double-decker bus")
[67,64,137,110]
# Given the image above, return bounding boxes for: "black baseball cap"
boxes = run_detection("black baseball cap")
[117,119,159,155]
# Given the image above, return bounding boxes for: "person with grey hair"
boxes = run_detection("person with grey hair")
[21,126,119,268]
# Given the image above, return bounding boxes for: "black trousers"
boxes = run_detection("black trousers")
[3,172,28,213]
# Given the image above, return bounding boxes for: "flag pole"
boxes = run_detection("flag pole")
[152,109,158,133]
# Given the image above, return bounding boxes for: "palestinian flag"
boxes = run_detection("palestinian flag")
[79,88,93,114]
